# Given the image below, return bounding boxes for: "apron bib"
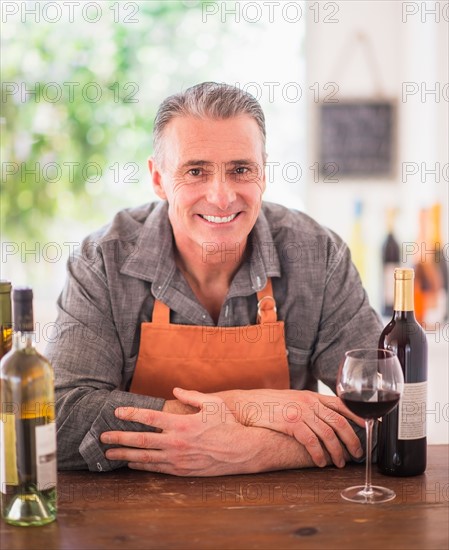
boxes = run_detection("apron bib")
[129,279,290,398]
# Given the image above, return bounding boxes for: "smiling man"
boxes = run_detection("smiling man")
[48,82,382,475]
[150,114,266,324]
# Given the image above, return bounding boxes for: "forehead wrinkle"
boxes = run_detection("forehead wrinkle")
[161,117,266,170]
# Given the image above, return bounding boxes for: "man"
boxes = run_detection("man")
[48,82,382,475]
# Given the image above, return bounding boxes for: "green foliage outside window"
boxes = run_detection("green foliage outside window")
[2,1,219,241]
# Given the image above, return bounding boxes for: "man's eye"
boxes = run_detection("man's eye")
[235,166,249,174]
[188,168,202,176]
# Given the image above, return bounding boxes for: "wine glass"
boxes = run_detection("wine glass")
[336,348,404,504]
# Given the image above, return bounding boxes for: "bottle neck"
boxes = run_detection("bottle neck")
[392,310,416,321]
[12,331,35,351]
[393,276,415,316]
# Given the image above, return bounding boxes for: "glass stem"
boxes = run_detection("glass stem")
[364,419,374,495]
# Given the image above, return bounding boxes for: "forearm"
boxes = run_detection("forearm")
[187,387,362,468]
[168,390,325,472]
[56,386,164,471]
[195,389,321,470]
[246,426,320,472]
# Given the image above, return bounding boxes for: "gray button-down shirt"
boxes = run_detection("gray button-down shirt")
[47,200,382,471]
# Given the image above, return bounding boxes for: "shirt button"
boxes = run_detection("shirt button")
[202,314,206,319]
[97,462,103,471]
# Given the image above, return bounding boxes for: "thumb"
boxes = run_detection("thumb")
[173,387,217,408]
[174,388,237,424]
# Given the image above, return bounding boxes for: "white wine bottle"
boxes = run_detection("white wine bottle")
[0,288,57,526]
[0,281,12,358]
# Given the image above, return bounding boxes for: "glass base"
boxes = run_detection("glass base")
[341,485,396,504]
[2,491,57,526]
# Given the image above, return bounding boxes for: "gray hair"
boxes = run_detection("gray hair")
[153,82,266,164]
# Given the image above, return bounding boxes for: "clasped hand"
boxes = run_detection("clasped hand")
[100,388,364,475]
[213,388,365,467]
[100,393,256,476]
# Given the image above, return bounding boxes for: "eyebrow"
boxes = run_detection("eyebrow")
[180,160,212,168]
[226,159,256,166]
[180,159,256,168]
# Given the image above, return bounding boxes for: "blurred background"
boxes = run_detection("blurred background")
[1,1,448,442]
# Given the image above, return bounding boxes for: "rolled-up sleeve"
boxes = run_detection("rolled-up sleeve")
[46,249,164,472]
[311,239,384,391]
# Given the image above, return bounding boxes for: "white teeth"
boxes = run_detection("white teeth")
[201,213,238,224]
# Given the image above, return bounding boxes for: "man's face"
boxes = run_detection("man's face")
[150,115,266,257]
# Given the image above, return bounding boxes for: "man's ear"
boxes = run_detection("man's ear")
[148,157,167,200]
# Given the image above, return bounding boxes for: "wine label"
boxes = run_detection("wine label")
[398,381,427,440]
[0,413,19,492]
[35,422,57,490]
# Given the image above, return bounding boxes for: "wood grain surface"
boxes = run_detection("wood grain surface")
[1,445,448,550]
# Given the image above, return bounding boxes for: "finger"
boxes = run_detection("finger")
[294,418,347,468]
[310,404,364,459]
[105,446,167,464]
[101,430,165,449]
[114,407,174,430]
[321,397,365,428]
[173,388,228,424]
[334,419,364,459]
[291,424,328,468]
[307,417,351,467]
[173,387,221,409]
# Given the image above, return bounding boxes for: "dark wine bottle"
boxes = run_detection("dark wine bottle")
[381,209,400,317]
[378,268,428,476]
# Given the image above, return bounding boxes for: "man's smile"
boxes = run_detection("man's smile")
[197,212,242,224]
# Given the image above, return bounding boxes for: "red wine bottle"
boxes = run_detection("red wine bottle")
[378,268,428,476]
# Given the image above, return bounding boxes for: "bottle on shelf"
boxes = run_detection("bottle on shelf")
[349,199,366,284]
[429,203,448,323]
[0,281,12,359]
[0,287,57,526]
[381,209,400,317]
[378,268,427,476]
[414,208,444,327]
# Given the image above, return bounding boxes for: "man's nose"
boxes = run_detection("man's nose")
[206,165,236,210]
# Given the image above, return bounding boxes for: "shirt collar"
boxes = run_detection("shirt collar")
[120,201,281,297]
[120,201,176,293]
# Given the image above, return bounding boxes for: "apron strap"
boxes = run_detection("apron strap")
[152,298,170,324]
[256,278,277,324]
[152,278,277,325]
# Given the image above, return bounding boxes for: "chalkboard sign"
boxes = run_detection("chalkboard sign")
[319,101,396,179]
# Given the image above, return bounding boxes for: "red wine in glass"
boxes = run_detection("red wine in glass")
[337,349,404,504]
[341,390,400,419]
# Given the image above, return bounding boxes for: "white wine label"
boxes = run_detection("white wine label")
[35,422,57,490]
[398,381,427,440]
[0,413,19,492]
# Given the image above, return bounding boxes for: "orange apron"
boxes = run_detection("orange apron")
[129,279,290,399]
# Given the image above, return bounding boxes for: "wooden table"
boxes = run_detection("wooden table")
[2,445,448,549]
